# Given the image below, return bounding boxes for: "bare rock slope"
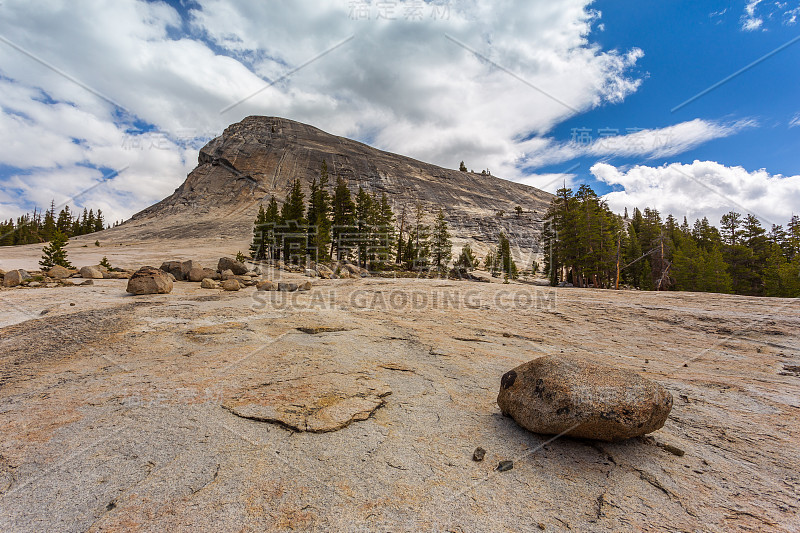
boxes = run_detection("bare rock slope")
[125,116,553,256]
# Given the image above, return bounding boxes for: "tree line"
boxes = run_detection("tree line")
[250,161,467,272]
[543,185,800,297]
[1,201,110,246]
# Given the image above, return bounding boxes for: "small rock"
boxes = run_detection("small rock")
[316,264,334,279]
[278,282,299,292]
[657,442,686,457]
[69,302,75,306]
[497,460,513,472]
[80,279,94,286]
[126,266,173,295]
[497,354,673,442]
[220,269,236,280]
[304,268,318,277]
[218,257,248,276]
[200,278,218,289]
[60,280,74,286]
[256,280,277,291]
[79,266,104,279]
[298,280,312,291]
[28,282,41,288]
[473,447,486,462]
[221,279,241,291]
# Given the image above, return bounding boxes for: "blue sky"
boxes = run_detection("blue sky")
[540,0,800,197]
[0,0,798,227]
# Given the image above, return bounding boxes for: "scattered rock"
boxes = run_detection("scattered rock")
[496,354,673,442]
[28,282,41,288]
[657,442,686,456]
[79,266,104,279]
[80,280,94,286]
[223,374,391,432]
[47,265,72,279]
[297,326,348,334]
[200,278,218,289]
[278,282,299,292]
[3,269,31,287]
[497,460,513,472]
[256,280,276,291]
[126,266,173,295]
[220,269,235,280]
[60,280,74,286]
[160,260,193,281]
[304,268,318,277]
[218,257,248,276]
[189,266,219,282]
[221,279,241,291]
[316,264,334,279]
[473,447,486,462]
[298,280,312,291]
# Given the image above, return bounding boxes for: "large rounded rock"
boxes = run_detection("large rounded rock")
[79,266,104,279]
[497,354,673,442]
[160,260,193,281]
[47,265,72,279]
[126,266,173,295]
[188,266,219,282]
[3,269,31,287]
[221,279,241,291]
[217,257,248,275]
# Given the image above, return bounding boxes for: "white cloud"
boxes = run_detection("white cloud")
[740,0,800,29]
[593,160,800,226]
[742,0,764,30]
[517,119,752,170]
[790,113,800,128]
[0,0,646,222]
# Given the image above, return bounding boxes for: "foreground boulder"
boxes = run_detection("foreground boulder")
[497,354,672,442]
[79,266,104,279]
[160,260,193,281]
[126,266,173,295]
[3,269,31,287]
[218,257,248,275]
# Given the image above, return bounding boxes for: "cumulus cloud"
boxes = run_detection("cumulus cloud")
[519,119,753,170]
[0,0,648,222]
[593,160,800,226]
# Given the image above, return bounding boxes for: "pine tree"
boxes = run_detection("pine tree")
[307,161,333,263]
[431,209,452,271]
[39,230,72,269]
[332,176,356,261]
[94,209,104,232]
[279,179,307,263]
[42,200,56,241]
[455,243,478,270]
[459,161,467,172]
[497,232,518,279]
[355,187,373,268]
[56,206,73,235]
[249,204,268,260]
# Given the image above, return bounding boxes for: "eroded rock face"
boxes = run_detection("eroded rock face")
[223,374,391,432]
[126,266,173,295]
[218,257,248,276]
[497,354,673,442]
[128,116,553,259]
